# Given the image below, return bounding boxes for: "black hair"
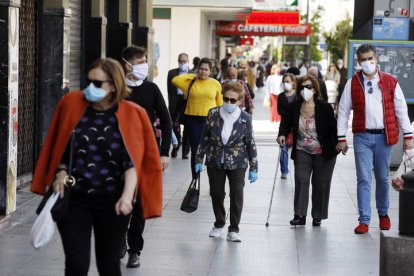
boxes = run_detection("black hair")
[356,44,377,58]
[286,66,300,76]
[198,57,212,70]
[121,45,146,62]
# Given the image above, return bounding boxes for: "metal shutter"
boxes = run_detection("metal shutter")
[17,0,37,187]
[69,0,82,90]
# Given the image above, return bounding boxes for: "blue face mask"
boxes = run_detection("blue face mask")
[222,102,237,113]
[83,83,107,102]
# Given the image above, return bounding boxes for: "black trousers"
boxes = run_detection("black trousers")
[293,150,337,219]
[185,116,207,179]
[207,167,246,233]
[57,201,130,276]
[127,197,145,254]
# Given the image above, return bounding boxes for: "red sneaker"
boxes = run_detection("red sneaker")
[379,215,391,230]
[354,223,369,234]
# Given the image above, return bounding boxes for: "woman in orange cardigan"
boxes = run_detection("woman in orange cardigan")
[31,58,162,276]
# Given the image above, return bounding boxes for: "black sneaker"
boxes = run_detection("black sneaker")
[119,237,127,258]
[126,252,140,268]
[312,219,321,227]
[182,153,189,159]
[171,147,179,158]
[290,215,306,226]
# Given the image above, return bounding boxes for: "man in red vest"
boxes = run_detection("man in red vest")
[336,44,413,234]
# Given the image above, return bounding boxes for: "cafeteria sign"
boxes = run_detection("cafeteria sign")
[217,21,311,37]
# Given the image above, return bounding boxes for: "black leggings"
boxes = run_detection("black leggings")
[57,201,130,276]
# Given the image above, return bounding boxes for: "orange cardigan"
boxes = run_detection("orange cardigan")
[30,91,163,219]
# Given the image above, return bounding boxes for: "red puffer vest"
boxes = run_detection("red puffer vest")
[351,70,399,145]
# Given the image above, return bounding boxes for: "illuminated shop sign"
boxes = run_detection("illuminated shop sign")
[246,11,300,25]
[216,21,311,37]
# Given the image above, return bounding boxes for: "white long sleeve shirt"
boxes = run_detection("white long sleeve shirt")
[265,74,283,96]
[337,71,413,139]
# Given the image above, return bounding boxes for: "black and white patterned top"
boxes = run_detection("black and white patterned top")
[63,105,134,207]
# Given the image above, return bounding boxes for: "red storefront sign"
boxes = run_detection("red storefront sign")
[246,11,300,25]
[240,37,254,46]
[216,21,311,37]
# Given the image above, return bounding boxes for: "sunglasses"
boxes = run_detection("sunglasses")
[300,84,313,90]
[367,80,373,94]
[87,78,111,88]
[223,97,238,104]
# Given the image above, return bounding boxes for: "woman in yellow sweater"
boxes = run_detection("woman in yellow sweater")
[172,58,223,179]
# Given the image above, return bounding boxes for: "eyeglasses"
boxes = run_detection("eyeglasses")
[367,80,373,94]
[87,78,111,88]
[300,84,313,90]
[223,97,238,104]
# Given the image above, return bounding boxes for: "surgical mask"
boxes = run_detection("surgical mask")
[300,88,314,102]
[283,82,292,91]
[124,58,149,80]
[179,63,189,72]
[360,60,376,75]
[222,102,237,113]
[83,83,107,102]
[337,64,343,69]
[229,78,237,83]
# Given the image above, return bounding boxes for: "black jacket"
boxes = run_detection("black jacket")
[278,99,338,161]
[318,79,328,102]
[277,92,298,118]
[167,68,182,119]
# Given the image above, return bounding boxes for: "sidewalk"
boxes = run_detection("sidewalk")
[0,91,396,275]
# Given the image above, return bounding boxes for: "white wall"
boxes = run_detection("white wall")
[170,7,201,68]
[199,12,211,59]
[153,18,171,103]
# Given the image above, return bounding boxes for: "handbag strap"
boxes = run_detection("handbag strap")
[67,130,75,175]
[186,78,196,101]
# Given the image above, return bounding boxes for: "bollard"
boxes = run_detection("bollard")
[400,170,414,235]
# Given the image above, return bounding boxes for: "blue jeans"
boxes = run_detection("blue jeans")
[353,133,392,225]
[280,144,289,174]
[185,116,207,179]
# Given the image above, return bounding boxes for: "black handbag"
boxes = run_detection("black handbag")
[180,174,200,213]
[36,131,76,222]
[176,78,196,125]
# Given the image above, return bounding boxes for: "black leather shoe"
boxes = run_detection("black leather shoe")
[126,252,140,268]
[171,147,178,158]
[290,215,306,226]
[182,153,189,159]
[312,219,321,227]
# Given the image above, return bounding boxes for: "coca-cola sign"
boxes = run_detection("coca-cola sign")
[216,21,311,37]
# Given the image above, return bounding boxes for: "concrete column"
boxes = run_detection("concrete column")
[106,0,132,61]
[84,0,107,71]
[0,0,20,216]
[134,0,154,80]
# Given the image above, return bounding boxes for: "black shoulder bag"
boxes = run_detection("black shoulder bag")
[36,131,76,222]
[176,78,196,125]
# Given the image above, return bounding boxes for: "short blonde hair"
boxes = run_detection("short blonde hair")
[88,58,131,104]
[222,82,245,100]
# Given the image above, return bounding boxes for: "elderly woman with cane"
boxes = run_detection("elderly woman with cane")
[277,74,338,227]
[194,82,258,242]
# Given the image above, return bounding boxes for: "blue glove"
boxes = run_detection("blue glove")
[248,171,258,183]
[195,163,203,173]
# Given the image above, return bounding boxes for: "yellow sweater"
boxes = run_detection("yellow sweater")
[172,74,223,116]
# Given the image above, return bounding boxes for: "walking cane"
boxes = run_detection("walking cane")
[265,144,283,227]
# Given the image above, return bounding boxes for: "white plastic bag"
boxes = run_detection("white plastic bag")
[30,192,59,249]
[392,161,406,191]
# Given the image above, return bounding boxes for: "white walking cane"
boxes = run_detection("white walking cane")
[265,144,283,227]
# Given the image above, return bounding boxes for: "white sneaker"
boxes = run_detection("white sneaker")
[209,228,222,238]
[226,232,241,242]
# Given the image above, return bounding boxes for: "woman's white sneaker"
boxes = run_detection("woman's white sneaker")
[226,232,241,242]
[209,228,222,238]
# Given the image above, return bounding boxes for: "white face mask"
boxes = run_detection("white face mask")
[124,58,149,80]
[283,82,292,91]
[360,60,376,75]
[300,88,314,102]
[179,63,189,72]
[337,64,343,69]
